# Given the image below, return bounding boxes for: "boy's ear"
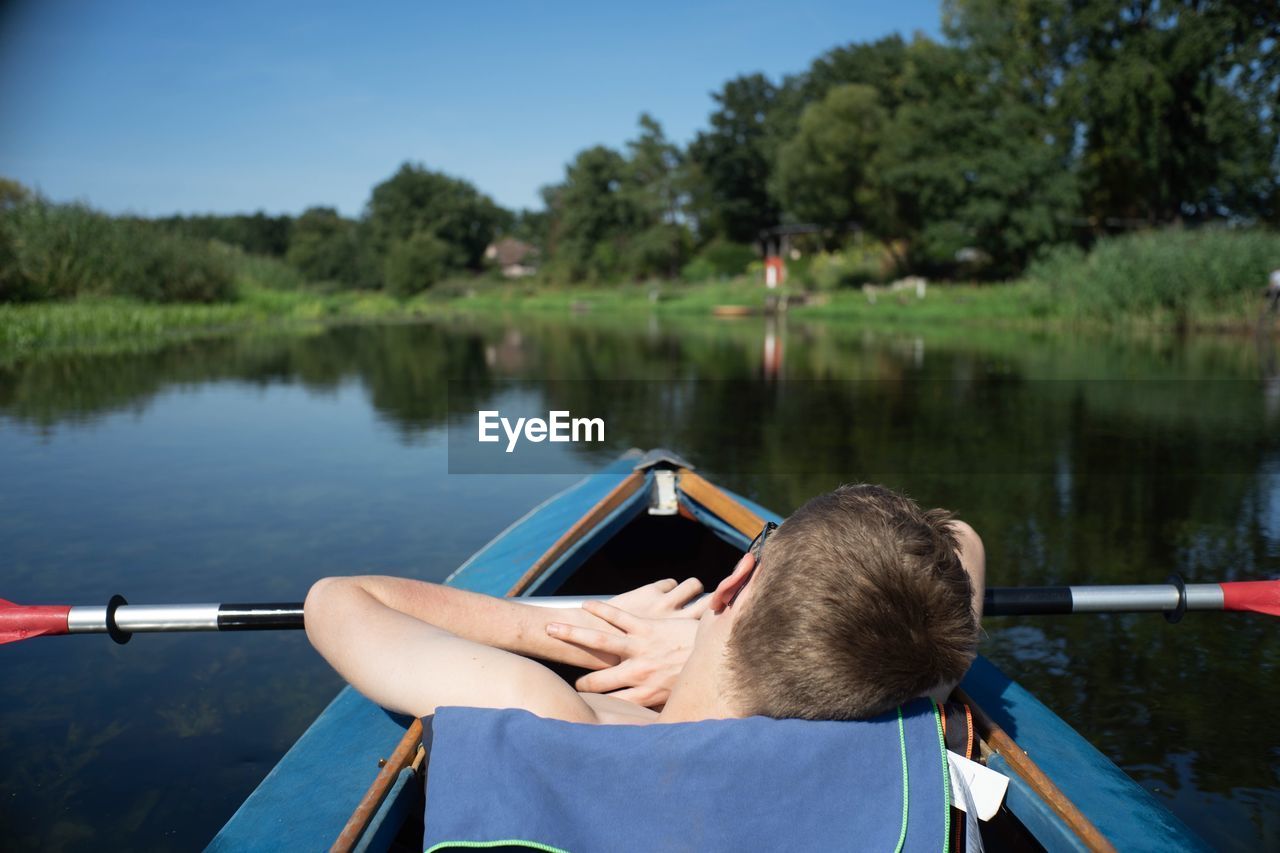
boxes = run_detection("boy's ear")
[709,552,756,614]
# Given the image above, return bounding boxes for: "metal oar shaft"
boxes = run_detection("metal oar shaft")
[67,601,303,642]
[66,598,603,639]
[546,584,1233,617]
[984,583,1224,617]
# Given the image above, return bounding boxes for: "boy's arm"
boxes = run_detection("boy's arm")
[310,575,656,668]
[304,576,598,721]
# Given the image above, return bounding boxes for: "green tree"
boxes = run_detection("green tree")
[622,223,691,279]
[686,73,781,243]
[286,206,362,285]
[365,163,506,274]
[773,84,886,232]
[541,115,697,281]
[869,39,1076,275]
[155,212,293,256]
[626,113,684,227]
[383,230,450,296]
[624,115,690,277]
[508,209,550,255]
[768,35,1076,276]
[944,0,1280,226]
[795,35,912,113]
[766,36,912,197]
[543,145,645,281]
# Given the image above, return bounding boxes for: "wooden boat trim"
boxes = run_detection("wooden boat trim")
[676,469,764,535]
[954,686,1116,852]
[506,469,647,596]
[331,718,424,853]
[332,468,647,850]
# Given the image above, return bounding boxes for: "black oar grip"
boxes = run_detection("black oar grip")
[1165,574,1187,624]
[217,604,304,631]
[984,587,1073,616]
[106,594,132,644]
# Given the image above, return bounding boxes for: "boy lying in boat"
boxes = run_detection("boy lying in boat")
[305,484,985,725]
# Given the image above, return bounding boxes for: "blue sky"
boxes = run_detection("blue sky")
[0,1,941,217]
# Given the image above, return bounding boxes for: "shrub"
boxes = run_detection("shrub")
[232,250,309,292]
[1027,227,1280,323]
[286,206,362,286]
[384,230,451,296]
[587,241,623,284]
[114,224,235,303]
[681,239,756,282]
[803,243,892,291]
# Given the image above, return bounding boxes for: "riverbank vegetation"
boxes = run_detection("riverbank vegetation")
[3,0,1279,355]
[1028,229,1280,328]
[10,227,1280,363]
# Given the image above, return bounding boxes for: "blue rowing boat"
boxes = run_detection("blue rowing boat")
[208,450,1207,852]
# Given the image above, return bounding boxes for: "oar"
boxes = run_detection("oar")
[0,596,303,645]
[2,579,1278,646]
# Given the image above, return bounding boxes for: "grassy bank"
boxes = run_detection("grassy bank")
[0,287,424,362]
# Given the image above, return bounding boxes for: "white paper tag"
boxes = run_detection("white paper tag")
[948,751,1009,821]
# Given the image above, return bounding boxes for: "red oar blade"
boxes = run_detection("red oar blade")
[1220,581,1280,617]
[0,598,71,645]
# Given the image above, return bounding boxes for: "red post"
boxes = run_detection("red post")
[764,255,785,289]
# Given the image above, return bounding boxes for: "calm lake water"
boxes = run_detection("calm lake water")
[2,314,1278,850]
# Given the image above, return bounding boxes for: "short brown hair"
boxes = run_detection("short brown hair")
[726,485,977,720]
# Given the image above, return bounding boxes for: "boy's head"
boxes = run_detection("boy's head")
[721,484,977,720]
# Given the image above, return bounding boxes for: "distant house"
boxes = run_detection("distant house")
[484,238,538,278]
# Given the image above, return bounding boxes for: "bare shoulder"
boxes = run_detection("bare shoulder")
[949,518,987,618]
[949,518,983,551]
[578,692,660,725]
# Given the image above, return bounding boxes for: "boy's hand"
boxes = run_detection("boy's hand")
[605,578,707,620]
[547,599,698,708]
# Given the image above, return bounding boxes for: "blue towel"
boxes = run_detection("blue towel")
[422,698,949,853]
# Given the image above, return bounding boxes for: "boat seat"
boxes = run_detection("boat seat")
[417,698,951,853]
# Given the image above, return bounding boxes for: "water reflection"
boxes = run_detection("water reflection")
[0,315,1277,851]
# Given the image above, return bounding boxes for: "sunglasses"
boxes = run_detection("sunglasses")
[729,521,777,606]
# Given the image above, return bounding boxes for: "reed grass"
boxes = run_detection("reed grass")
[1026,227,1280,327]
[0,286,419,363]
[1,201,236,303]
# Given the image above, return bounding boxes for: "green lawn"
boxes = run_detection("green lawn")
[421,276,1056,324]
